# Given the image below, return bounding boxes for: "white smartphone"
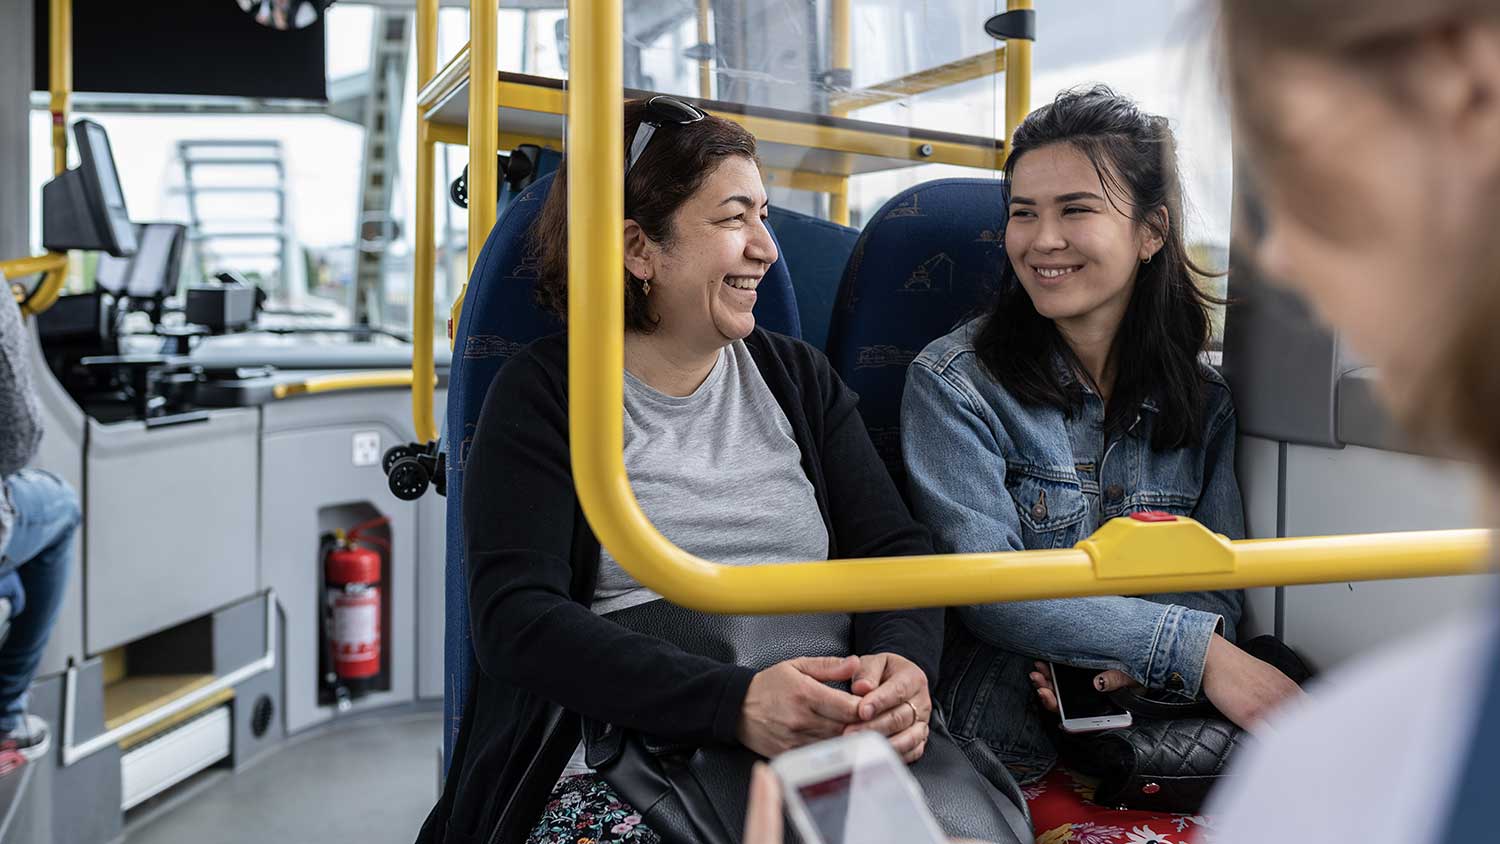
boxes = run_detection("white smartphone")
[1050,661,1134,733]
[771,732,947,844]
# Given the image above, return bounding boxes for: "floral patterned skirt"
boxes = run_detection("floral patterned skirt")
[526,774,662,844]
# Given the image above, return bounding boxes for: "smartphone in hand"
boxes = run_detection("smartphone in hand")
[1049,661,1134,733]
[771,732,946,844]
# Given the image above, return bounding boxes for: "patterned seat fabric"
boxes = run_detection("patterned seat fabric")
[441,167,804,768]
[825,178,1010,496]
[1026,768,1211,844]
[766,205,858,351]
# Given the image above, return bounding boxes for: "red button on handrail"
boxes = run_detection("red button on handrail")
[1130,511,1178,523]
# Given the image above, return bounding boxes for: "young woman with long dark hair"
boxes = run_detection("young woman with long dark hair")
[900,86,1301,783]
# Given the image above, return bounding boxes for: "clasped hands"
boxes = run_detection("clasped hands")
[737,653,931,763]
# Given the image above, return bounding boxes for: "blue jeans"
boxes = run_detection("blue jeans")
[0,470,79,732]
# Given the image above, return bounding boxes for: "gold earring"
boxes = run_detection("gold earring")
[1143,253,1153,265]
[641,277,652,296]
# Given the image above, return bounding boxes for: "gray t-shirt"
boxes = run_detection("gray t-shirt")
[0,284,44,557]
[563,339,830,776]
[592,338,830,614]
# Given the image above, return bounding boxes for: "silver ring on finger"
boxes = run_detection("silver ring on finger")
[905,700,920,726]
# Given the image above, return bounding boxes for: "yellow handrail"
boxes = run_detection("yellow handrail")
[1003,0,1032,149]
[827,0,852,224]
[3,253,68,315]
[273,370,414,400]
[50,0,71,177]
[5,0,71,316]
[411,0,439,443]
[565,0,1493,615]
[447,0,500,353]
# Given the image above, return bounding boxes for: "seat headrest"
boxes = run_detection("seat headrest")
[825,178,1010,490]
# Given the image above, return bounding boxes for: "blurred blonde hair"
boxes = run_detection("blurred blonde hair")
[1219,0,1500,471]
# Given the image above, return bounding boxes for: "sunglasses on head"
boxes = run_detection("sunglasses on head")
[625,96,708,175]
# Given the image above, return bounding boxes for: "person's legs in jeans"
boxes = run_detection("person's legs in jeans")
[0,469,79,736]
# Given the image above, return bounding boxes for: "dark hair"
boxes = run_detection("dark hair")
[530,99,759,332]
[975,85,1221,452]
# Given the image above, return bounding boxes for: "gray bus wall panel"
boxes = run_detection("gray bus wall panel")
[84,408,261,653]
[260,391,425,734]
[418,489,445,700]
[229,643,284,772]
[212,592,269,675]
[1235,435,1281,640]
[28,671,123,844]
[0,763,45,844]
[1221,270,1341,448]
[1281,442,1489,669]
[25,320,86,680]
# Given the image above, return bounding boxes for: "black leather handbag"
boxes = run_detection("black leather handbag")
[1055,635,1311,814]
[588,600,1032,844]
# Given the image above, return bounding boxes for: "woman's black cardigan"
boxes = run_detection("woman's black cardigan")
[418,328,943,844]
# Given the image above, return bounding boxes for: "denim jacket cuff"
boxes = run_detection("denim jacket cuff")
[1143,605,1223,697]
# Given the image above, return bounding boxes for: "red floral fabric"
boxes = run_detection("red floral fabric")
[1024,768,1213,844]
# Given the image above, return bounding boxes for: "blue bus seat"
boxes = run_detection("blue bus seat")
[825,178,1009,496]
[766,206,858,352]
[443,171,805,769]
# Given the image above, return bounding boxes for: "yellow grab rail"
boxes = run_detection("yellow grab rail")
[1003,0,1032,149]
[4,0,73,317]
[273,370,414,400]
[565,0,1493,615]
[411,0,439,443]
[3,253,69,315]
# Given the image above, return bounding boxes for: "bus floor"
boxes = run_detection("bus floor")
[124,705,441,843]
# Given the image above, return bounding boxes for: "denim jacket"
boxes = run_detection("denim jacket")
[901,318,1246,780]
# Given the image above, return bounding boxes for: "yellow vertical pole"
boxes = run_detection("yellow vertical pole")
[412,0,439,443]
[468,1,499,272]
[567,0,627,548]
[450,0,499,349]
[696,0,712,98]
[1003,0,1032,155]
[50,0,71,176]
[828,0,851,225]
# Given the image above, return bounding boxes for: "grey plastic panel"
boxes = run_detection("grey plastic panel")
[1336,367,1407,453]
[23,320,86,679]
[29,668,121,844]
[229,639,285,771]
[191,338,453,373]
[213,593,269,674]
[1234,435,1281,640]
[1222,270,1341,448]
[1281,442,1490,670]
[84,409,260,652]
[417,490,445,700]
[260,391,425,734]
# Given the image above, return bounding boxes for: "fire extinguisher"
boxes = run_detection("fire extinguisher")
[323,517,389,705]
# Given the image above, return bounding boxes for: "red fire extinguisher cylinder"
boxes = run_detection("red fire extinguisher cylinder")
[326,542,382,682]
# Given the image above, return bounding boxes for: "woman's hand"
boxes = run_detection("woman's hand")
[1028,661,1136,713]
[842,653,932,764]
[738,656,865,758]
[1030,636,1303,732]
[1201,634,1304,730]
